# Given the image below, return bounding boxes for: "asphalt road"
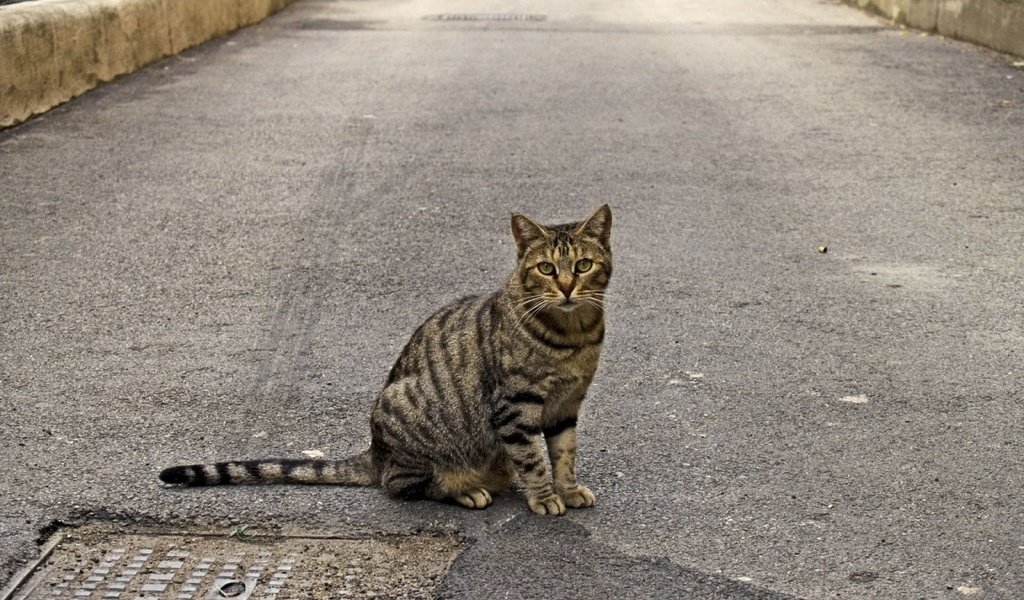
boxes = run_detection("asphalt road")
[2,0,1023,598]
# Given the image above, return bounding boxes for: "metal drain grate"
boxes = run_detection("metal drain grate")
[6,531,463,600]
[426,13,547,22]
[11,543,294,600]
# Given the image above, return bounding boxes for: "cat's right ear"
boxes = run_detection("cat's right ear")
[511,213,548,258]
[575,204,612,249]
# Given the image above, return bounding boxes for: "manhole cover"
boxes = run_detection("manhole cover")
[425,13,547,22]
[6,530,462,600]
[286,19,375,31]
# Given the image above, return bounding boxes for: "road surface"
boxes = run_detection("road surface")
[1,0,1022,598]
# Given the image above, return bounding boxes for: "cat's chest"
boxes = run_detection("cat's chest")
[497,326,603,398]
[534,344,601,396]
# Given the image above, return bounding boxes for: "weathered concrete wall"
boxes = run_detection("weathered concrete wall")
[0,0,298,128]
[844,0,1024,58]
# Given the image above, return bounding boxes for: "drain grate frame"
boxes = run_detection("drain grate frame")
[425,13,547,22]
[5,529,464,600]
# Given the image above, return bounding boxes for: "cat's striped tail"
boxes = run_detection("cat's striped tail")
[158,450,377,487]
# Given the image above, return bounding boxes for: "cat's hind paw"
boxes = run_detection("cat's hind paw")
[453,487,492,509]
[558,485,596,509]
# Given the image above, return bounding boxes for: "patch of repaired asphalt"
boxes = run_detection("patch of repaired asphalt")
[438,515,800,599]
[7,517,804,599]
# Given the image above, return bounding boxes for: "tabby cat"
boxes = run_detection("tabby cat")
[160,205,612,516]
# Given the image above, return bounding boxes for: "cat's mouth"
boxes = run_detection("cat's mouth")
[555,300,578,312]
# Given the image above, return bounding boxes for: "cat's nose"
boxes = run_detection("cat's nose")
[558,282,574,299]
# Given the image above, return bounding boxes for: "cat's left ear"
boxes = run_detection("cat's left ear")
[575,204,612,249]
[511,213,550,258]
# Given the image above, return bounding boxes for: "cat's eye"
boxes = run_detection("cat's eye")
[537,262,556,276]
[574,259,594,274]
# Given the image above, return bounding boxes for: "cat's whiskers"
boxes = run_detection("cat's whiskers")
[510,307,540,339]
[510,293,558,337]
[515,294,546,308]
[514,294,548,315]
[574,291,606,310]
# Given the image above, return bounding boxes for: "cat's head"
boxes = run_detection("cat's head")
[509,204,612,314]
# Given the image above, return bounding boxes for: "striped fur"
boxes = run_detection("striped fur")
[159,205,612,515]
[159,454,376,486]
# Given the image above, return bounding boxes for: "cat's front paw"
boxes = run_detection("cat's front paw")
[557,484,596,508]
[527,493,566,516]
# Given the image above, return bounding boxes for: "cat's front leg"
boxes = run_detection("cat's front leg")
[491,391,565,516]
[544,415,595,508]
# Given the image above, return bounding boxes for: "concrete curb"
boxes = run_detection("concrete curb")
[0,0,298,129]
[843,0,1024,58]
